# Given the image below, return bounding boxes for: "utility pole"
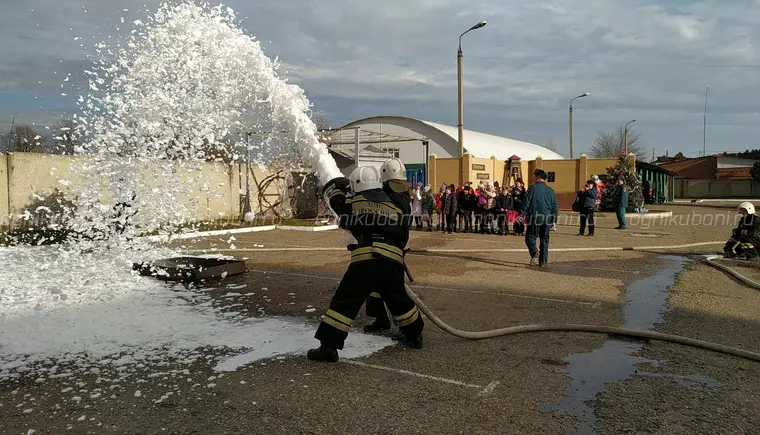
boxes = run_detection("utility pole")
[624,119,636,155]
[354,127,360,170]
[703,83,709,158]
[457,20,487,184]
[569,93,589,159]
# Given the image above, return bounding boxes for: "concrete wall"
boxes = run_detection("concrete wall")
[675,179,760,198]
[427,153,623,201]
[1,152,281,229]
[0,154,8,224]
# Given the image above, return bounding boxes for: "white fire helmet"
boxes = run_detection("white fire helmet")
[349,166,382,193]
[380,157,407,182]
[738,202,755,215]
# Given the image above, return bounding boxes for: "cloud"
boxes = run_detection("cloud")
[1,0,759,157]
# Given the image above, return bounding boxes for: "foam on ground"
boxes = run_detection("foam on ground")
[0,246,392,380]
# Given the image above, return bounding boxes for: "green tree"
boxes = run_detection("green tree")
[600,156,645,212]
[751,161,760,181]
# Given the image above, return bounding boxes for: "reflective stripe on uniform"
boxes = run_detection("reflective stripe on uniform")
[322,309,353,332]
[326,309,353,327]
[403,241,411,253]
[322,316,350,332]
[346,195,402,215]
[369,292,382,298]
[372,242,404,263]
[394,306,420,327]
[350,243,404,265]
[350,253,375,264]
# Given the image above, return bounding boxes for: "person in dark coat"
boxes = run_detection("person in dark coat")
[522,169,558,267]
[459,183,474,232]
[443,184,459,234]
[511,179,526,235]
[578,180,598,236]
[494,187,513,235]
[421,185,435,232]
[612,178,629,230]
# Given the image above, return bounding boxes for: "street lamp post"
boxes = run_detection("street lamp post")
[624,119,636,155]
[703,83,709,157]
[568,93,589,159]
[457,20,486,184]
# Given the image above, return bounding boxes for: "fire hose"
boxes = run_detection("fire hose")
[401,246,760,363]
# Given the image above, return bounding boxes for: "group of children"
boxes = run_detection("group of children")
[407,179,528,235]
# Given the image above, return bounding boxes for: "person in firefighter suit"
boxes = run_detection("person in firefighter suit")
[723,202,760,260]
[363,157,412,333]
[308,166,424,362]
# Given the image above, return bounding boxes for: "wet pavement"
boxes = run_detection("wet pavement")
[537,255,722,434]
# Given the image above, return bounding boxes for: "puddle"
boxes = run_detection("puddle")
[537,255,719,434]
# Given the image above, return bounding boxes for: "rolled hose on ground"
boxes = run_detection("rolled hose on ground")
[402,250,760,363]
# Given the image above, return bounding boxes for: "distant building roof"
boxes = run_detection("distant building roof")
[419,119,564,160]
[717,167,753,179]
[340,115,564,161]
[658,157,716,179]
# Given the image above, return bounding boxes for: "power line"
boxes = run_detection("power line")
[467,56,760,69]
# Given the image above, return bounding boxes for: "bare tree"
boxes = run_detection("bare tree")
[588,122,644,159]
[545,139,558,152]
[311,110,333,132]
[51,118,80,155]
[1,124,46,153]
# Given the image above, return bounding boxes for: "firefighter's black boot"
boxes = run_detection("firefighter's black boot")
[307,344,339,363]
[404,334,423,349]
[363,317,391,333]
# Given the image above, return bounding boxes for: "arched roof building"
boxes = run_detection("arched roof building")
[338,115,563,164]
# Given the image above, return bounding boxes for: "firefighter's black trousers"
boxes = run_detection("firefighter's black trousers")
[365,292,389,322]
[724,235,760,258]
[315,260,424,349]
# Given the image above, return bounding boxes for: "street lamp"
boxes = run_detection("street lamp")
[624,119,636,155]
[568,93,589,159]
[457,20,487,184]
[702,83,709,157]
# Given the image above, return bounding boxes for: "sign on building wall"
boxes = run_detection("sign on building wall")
[472,163,486,171]
[476,173,490,180]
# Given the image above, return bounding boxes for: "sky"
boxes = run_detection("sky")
[1,0,759,159]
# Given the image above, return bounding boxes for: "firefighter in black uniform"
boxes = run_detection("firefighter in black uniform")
[724,202,760,260]
[364,157,412,333]
[308,166,424,362]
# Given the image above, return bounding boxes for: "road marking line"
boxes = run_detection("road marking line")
[479,381,500,396]
[242,269,595,306]
[342,360,482,389]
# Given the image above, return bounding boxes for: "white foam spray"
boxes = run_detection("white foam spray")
[0,2,364,385]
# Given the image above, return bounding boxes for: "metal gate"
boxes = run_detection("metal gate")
[406,166,425,186]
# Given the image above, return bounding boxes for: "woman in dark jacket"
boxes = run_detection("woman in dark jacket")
[460,186,475,232]
[578,179,598,236]
[511,179,526,235]
[494,187,513,235]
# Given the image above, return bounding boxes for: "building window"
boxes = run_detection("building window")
[382,148,400,158]
[547,171,556,183]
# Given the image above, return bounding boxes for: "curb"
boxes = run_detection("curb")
[276,225,339,232]
[628,210,672,219]
[143,225,277,242]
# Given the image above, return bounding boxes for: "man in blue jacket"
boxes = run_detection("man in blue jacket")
[522,169,558,267]
[612,178,629,230]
